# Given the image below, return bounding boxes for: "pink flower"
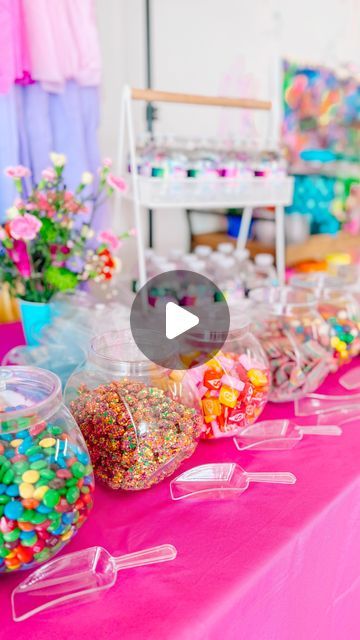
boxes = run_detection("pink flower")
[7,240,31,278]
[0,227,6,241]
[8,214,42,241]
[42,167,56,182]
[106,173,127,193]
[103,158,113,168]
[98,229,121,251]
[4,165,31,179]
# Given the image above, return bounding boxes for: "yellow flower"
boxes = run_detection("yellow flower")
[50,152,67,167]
[81,171,94,185]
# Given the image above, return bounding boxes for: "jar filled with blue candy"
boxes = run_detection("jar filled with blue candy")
[0,367,94,573]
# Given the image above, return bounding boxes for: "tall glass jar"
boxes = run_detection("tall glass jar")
[291,274,360,366]
[64,331,203,491]
[249,287,333,402]
[0,367,94,573]
[184,317,270,438]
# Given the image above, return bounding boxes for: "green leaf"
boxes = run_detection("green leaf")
[44,266,78,292]
[39,218,58,243]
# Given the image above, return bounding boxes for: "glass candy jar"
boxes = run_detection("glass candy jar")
[0,367,94,573]
[65,331,203,491]
[249,287,333,402]
[184,317,271,439]
[291,274,360,366]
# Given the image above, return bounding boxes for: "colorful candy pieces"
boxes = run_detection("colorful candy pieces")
[70,380,203,490]
[189,351,270,439]
[0,423,94,573]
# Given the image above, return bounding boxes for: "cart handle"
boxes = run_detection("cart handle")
[131,88,271,111]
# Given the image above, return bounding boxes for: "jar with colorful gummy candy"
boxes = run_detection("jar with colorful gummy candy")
[290,274,360,367]
[0,367,94,573]
[249,287,333,402]
[65,330,202,490]
[184,317,271,439]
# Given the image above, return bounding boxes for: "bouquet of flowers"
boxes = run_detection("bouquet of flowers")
[0,154,132,302]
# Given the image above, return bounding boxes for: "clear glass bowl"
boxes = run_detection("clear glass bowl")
[64,330,203,490]
[0,367,94,573]
[184,317,270,438]
[290,274,360,366]
[249,287,333,402]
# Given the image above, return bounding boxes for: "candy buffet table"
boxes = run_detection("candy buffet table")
[1,323,360,640]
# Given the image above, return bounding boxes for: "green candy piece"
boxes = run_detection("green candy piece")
[58,488,67,496]
[0,455,7,466]
[71,462,85,478]
[48,519,61,533]
[0,495,10,505]
[19,509,36,523]
[66,478,79,487]
[40,469,56,481]
[48,511,60,521]
[32,512,48,525]
[3,528,20,542]
[34,549,51,561]
[22,535,38,547]
[43,489,60,508]
[12,461,29,474]
[0,532,3,544]
[48,425,62,436]
[66,487,80,504]
[2,468,15,485]
[25,445,42,457]
[0,506,4,518]
[17,417,31,429]
[0,546,10,558]
[30,460,47,471]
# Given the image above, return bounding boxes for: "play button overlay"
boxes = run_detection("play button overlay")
[130,270,230,369]
[166,302,199,339]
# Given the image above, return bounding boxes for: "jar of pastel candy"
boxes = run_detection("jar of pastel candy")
[249,287,333,402]
[290,274,360,366]
[65,330,203,490]
[0,367,94,573]
[184,318,271,439]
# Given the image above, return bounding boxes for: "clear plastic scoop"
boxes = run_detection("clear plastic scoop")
[12,544,177,622]
[170,463,296,501]
[233,419,342,451]
[339,367,360,391]
[295,392,360,416]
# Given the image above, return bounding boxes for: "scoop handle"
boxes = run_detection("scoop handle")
[114,544,177,571]
[246,472,296,484]
[298,425,342,436]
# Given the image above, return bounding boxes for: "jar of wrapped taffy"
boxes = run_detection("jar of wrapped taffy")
[249,287,333,402]
[290,274,360,366]
[65,330,203,490]
[184,316,271,439]
[0,367,94,573]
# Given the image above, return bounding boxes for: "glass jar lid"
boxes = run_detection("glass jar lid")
[88,329,176,374]
[249,286,317,315]
[0,366,62,432]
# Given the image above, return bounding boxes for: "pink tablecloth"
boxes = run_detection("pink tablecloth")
[1,323,360,640]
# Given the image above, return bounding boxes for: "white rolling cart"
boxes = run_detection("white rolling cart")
[117,85,294,288]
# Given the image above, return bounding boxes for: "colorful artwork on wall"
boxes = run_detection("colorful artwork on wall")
[282,60,360,167]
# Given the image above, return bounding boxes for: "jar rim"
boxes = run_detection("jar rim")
[249,285,317,313]
[89,329,174,372]
[0,366,62,426]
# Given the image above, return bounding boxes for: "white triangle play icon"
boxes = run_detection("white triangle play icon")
[166,302,199,340]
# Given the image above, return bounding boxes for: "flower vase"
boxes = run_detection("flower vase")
[19,299,51,346]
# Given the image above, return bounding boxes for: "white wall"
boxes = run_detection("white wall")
[95,0,360,263]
